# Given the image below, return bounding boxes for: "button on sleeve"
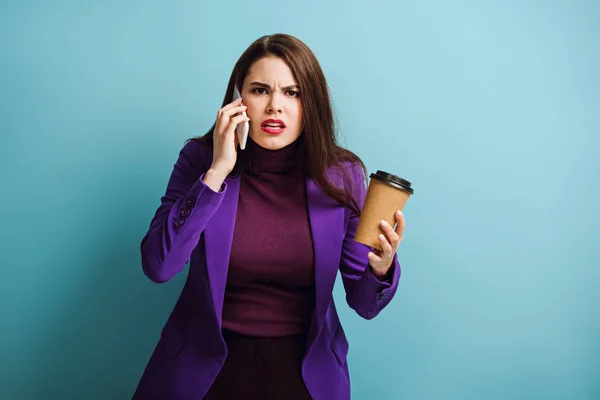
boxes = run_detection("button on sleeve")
[186,197,196,207]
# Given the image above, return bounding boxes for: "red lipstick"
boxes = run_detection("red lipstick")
[261,119,286,135]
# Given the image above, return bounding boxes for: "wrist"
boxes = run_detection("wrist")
[207,166,230,180]
[203,168,229,192]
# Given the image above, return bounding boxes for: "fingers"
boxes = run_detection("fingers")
[225,114,250,134]
[395,210,406,238]
[219,108,248,135]
[220,97,243,114]
[368,223,394,266]
[378,233,393,254]
[218,104,247,126]
[380,220,400,247]
[224,104,247,116]
[369,211,406,271]
[367,251,382,264]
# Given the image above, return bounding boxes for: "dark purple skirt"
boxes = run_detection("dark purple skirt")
[204,329,313,399]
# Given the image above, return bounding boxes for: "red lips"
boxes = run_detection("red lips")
[261,119,286,135]
[261,119,286,128]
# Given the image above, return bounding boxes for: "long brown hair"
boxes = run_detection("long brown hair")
[191,33,367,215]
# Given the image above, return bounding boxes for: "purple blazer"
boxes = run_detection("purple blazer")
[132,140,401,399]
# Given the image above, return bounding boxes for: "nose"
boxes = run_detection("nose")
[266,93,282,114]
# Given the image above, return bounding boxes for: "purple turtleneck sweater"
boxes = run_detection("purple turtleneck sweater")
[221,136,316,337]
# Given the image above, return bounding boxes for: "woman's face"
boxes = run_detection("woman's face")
[241,56,303,150]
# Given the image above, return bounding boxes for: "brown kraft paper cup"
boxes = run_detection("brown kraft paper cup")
[354,171,414,250]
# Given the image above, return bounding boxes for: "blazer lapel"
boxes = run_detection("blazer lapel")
[203,175,241,324]
[306,178,345,329]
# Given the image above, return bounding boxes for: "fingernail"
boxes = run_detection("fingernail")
[381,220,388,226]
[379,234,385,240]
[397,210,403,215]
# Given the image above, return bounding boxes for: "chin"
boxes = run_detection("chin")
[251,132,299,150]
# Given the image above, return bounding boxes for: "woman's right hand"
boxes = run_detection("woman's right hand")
[210,98,249,175]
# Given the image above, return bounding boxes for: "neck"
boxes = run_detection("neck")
[245,135,302,175]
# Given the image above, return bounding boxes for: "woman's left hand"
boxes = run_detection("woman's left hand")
[368,210,406,279]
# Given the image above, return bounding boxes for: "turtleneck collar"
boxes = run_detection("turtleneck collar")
[245,135,302,175]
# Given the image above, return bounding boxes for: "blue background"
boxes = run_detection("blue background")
[1,1,598,399]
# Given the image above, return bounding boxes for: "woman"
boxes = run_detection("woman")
[133,33,406,400]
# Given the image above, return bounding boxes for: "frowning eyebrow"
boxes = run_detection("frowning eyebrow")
[249,81,300,91]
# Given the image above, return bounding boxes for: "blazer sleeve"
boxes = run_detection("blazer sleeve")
[338,162,401,320]
[140,140,226,283]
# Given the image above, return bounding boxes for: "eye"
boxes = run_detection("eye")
[287,90,300,97]
[252,87,268,95]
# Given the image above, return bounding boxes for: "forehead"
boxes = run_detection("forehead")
[245,56,297,85]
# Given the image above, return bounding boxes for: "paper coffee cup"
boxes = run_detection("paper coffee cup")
[354,170,414,250]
